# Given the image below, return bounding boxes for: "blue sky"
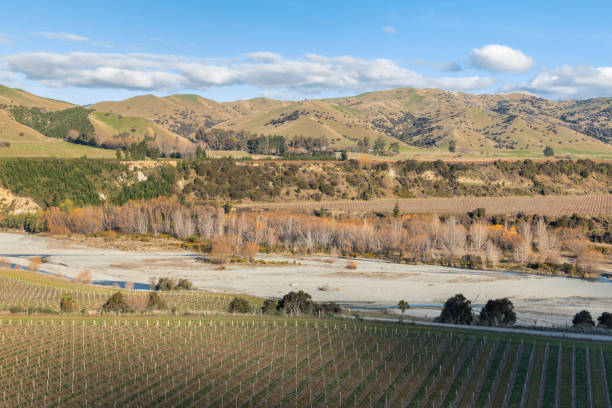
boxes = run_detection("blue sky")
[1,0,611,104]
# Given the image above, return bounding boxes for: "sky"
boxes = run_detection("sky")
[1,0,612,104]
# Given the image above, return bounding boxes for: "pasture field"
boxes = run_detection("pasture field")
[0,316,609,407]
[0,268,262,314]
[242,194,612,217]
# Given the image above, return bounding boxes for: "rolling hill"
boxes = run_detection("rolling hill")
[92,87,612,158]
[89,111,193,153]
[0,86,114,158]
[2,84,612,158]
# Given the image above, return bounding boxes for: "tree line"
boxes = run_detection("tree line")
[431,293,612,330]
[3,196,605,277]
[194,128,331,156]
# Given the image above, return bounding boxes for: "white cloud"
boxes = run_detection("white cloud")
[470,44,533,74]
[508,65,612,99]
[33,32,88,42]
[1,51,494,93]
[382,26,396,34]
[0,70,17,85]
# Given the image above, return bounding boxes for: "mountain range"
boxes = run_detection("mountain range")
[1,84,612,159]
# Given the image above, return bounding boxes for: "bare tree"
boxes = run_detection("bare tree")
[469,221,488,251]
[577,250,603,275]
[512,239,530,265]
[440,216,466,258]
[485,240,500,267]
[517,221,532,247]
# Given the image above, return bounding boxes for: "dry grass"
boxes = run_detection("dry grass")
[75,270,92,284]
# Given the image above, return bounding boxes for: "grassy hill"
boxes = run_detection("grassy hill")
[91,93,282,138]
[0,94,113,158]
[89,110,193,153]
[91,87,612,159]
[2,85,612,158]
[0,84,73,111]
[0,85,112,158]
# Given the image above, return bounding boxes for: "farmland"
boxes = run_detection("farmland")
[0,316,609,407]
[0,268,262,315]
[242,194,612,216]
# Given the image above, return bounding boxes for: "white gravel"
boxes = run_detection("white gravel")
[0,232,610,327]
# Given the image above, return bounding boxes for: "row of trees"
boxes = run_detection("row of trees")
[228,291,342,317]
[34,197,604,275]
[572,310,612,329]
[194,128,331,155]
[429,293,612,330]
[432,294,517,327]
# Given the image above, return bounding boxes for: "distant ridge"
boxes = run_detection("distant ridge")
[1,84,612,158]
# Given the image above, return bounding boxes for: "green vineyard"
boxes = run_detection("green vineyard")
[0,269,262,314]
[0,316,609,407]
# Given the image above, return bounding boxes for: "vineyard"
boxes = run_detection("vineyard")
[243,194,612,217]
[0,316,609,407]
[0,269,262,314]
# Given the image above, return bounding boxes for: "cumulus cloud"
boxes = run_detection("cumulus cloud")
[1,51,494,93]
[507,65,612,99]
[33,32,88,42]
[470,44,533,73]
[382,26,396,34]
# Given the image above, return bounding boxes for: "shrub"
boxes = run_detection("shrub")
[240,242,259,262]
[543,146,554,157]
[9,306,24,313]
[572,310,595,327]
[597,312,612,329]
[346,261,358,270]
[561,263,577,276]
[155,277,176,291]
[176,279,193,290]
[146,291,167,310]
[60,293,78,313]
[435,294,473,325]
[313,302,343,316]
[228,297,252,313]
[479,298,516,326]
[102,292,131,313]
[75,270,92,283]
[398,300,409,314]
[279,291,313,315]
[210,237,235,264]
[261,299,278,314]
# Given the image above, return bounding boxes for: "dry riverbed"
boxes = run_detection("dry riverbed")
[0,231,609,327]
